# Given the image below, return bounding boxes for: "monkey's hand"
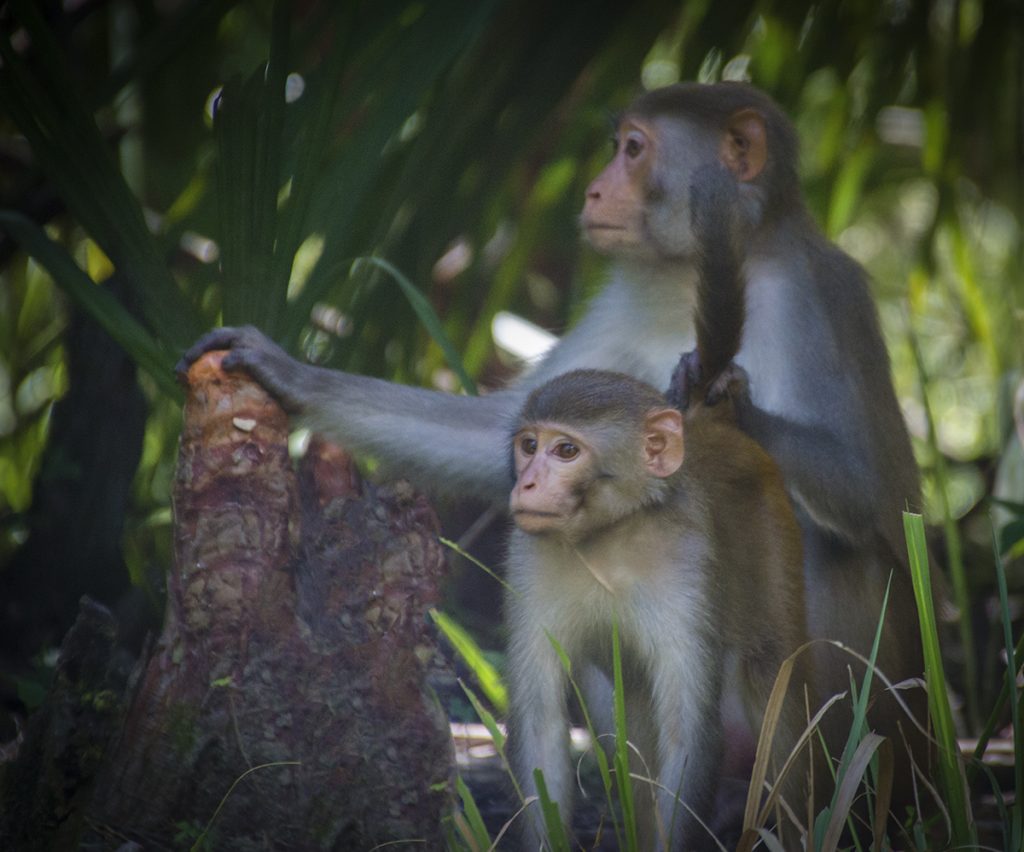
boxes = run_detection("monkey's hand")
[706,360,751,409]
[176,326,308,413]
[665,348,703,411]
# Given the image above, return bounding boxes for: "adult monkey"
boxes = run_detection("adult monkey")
[585,83,930,806]
[180,81,929,781]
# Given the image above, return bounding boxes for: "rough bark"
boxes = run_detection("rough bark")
[85,352,453,850]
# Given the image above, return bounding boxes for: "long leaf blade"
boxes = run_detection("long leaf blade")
[0,211,177,397]
[904,511,975,845]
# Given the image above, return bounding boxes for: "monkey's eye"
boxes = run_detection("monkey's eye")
[519,436,538,456]
[624,135,644,159]
[553,441,580,461]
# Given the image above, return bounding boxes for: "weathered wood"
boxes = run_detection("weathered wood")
[87,352,452,850]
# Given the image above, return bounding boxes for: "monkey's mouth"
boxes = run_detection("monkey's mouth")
[511,509,565,531]
[512,509,562,521]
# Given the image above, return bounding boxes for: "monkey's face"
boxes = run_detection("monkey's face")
[580,118,658,258]
[509,424,591,537]
[581,106,770,263]
[509,408,685,543]
[581,114,721,262]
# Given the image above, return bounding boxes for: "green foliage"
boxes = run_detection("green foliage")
[0,257,64,534]
[2,2,1019,601]
[363,257,476,395]
[0,2,1022,845]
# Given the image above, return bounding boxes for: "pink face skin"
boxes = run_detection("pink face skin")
[580,109,766,261]
[509,424,588,535]
[580,118,659,257]
[509,409,685,540]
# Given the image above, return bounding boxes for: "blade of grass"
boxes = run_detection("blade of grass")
[753,829,787,852]
[738,652,847,852]
[809,584,889,852]
[533,769,571,852]
[457,681,523,802]
[430,609,507,714]
[458,682,506,754]
[870,737,894,852]
[455,775,492,850]
[975,762,1013,852]
[252,0,290,331]
[990,518,1023,850]
[361,257,477,394]
[555,640,625,851]
[573,713,623,852]
[904,511,975,846]
[820,734,888,852]
[190,761,301,852]
[439,537,512,593]
[611,618,639,851]
[742,654,794,834]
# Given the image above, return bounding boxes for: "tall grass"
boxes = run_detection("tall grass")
[438,513,1022,851]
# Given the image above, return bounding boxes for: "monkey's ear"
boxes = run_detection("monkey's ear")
[643,408,685,478]
[720,108,767,182]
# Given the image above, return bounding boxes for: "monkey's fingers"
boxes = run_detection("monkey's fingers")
[176,326,247,381]
[705,362,751,407]
[665,349,703,411]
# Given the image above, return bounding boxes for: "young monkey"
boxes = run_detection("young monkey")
[504,167,813,851]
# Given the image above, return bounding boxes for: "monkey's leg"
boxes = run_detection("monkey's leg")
[647,652,722,852]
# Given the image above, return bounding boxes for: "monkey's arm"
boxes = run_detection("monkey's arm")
[738,386,881,546]
[747,238,921,550]
[178,326,523,502]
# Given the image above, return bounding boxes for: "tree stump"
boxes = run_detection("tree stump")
[88,352,453,850]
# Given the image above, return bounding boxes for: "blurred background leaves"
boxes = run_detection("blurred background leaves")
[0,0,1020,737]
